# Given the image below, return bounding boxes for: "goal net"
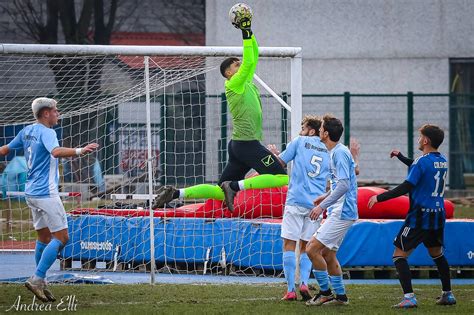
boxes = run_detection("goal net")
[0,44,301,282]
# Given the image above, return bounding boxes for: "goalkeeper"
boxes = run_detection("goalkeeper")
[153,15,287,212]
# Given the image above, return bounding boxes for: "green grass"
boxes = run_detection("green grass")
[0,283,472,314]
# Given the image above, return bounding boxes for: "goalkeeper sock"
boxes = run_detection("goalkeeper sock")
[35,238,63,279]
[183,184,224,200]
[299,253,313,286]
[314,269,330,291]
[35,240,48,266]
[283,251,296,292]
[242,174,289,190]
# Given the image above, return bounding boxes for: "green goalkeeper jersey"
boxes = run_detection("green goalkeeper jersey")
[225,35,262,141]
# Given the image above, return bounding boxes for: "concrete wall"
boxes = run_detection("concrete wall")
[205,0,474,184]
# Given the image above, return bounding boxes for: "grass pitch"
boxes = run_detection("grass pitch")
[0,283,472,314]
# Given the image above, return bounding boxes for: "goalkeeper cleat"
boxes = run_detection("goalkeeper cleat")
[281,291,297,301]
[152,185,177,208]
[220,181,237,212]
[25,277,49,302]
[306,291,334,306]
[392,296,417,308]
[436,291,456,305]
[43,287,56,302]
[299,284,312,301]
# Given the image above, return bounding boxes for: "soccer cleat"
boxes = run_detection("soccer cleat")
[25,277,49,302]
[281,291,297,301]
[152,185,177,208]
[305,291,334,306]
[436,292,456,305]
[43,287,56,302]
[220,181,237,212]
[392,296,417,308]
[299,284,312,301]
[322,294,349,306]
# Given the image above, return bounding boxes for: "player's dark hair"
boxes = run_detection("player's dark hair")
[220,57,239,78]
[419,124,444,149]
[322,114,343,142]
[302,115,321,133]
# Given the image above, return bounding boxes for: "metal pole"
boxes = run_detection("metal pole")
[407,92,414,159]
[344,92,351,146]
[290,54,303,140]
[219,93,228,176]
[144,56,156,284]
[281,92,288,151]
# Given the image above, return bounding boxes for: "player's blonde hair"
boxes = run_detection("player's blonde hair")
[32,97,57,119]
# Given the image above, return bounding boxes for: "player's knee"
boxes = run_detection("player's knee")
[392,255,407,264]
[427,247,443,258]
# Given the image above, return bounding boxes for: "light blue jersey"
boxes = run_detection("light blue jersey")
[327,143,358,220]
[280,136,329,210]
[8,123,60,198]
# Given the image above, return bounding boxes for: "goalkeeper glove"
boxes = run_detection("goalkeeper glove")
[235,17,252,39]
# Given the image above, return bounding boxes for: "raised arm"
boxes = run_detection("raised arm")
[226,17,256,94]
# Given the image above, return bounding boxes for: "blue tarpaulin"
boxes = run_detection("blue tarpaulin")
[61,216,474,270]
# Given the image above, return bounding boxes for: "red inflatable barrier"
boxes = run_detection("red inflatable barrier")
[230,186,288,219]
[357,187,454,219]
[71,186,454,219]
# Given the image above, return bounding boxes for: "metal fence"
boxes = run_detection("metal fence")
[215,92,473,188]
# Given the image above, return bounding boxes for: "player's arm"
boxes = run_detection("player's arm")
[51,143,99,158]
[1,129,24,156]
[0,145,9,156]
[274,136,301,168]
[390,149,413,167]
[350,137,360,175]
[267,144,286,167]
[368,160,420,208]
[226,18,255,93]
[367,181,413,209]
[42,128,99,158]
[249,34,259,79]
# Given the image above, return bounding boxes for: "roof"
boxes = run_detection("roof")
[110,32,205,69]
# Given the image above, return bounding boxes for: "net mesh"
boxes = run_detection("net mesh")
[0,49,293,280]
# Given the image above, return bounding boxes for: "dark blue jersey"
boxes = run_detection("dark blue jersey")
[405,152,447,230]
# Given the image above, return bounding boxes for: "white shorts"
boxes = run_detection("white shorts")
[26,196,68,233]
[314,215,355,251]
[281,205,321,242]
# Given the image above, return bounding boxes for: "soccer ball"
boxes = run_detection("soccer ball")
[229,3,253,28]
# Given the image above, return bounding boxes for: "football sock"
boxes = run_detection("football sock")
[329,275,346,295]
[182,184,224,200]
[243,174,289,190]
[393,256,413,294]
[313,269,330,291]
[35,240,48,266]
[35,238,63,279]
[283,251,296,292]
[432,253,452,292]
[299,253,312,286]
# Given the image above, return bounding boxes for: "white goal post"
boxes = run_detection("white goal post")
[0,43,302,283]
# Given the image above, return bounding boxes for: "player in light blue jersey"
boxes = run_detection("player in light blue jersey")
[306,114,358,306]
[268,115,329,301]
[0,98,98,302]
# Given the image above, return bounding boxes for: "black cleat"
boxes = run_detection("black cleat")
[152,185,177,208]
[220,181,237,212]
